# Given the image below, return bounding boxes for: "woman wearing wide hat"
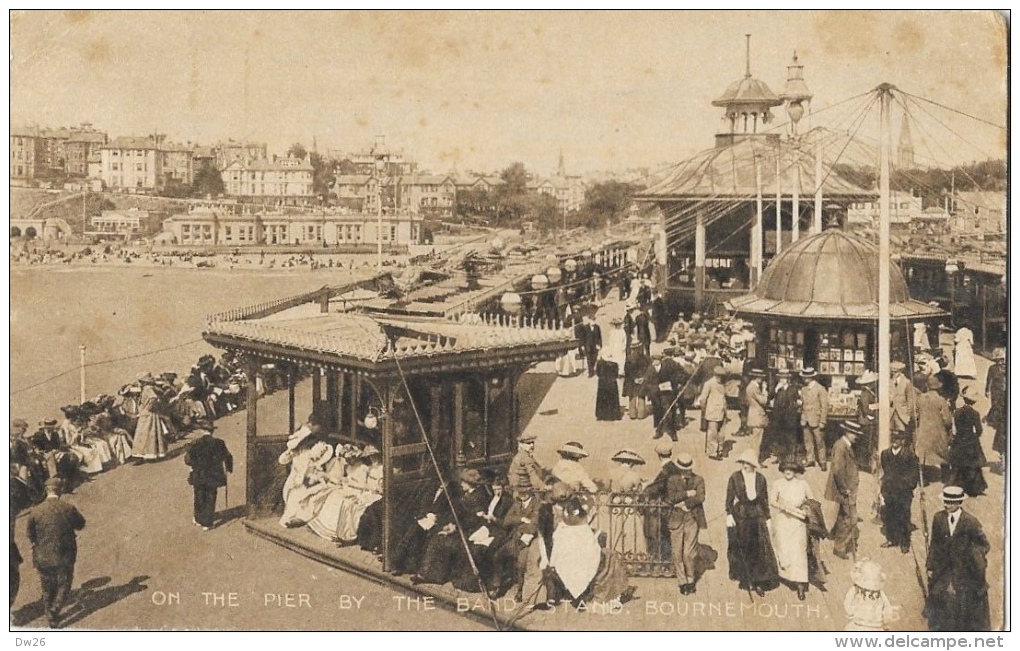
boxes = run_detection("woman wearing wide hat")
[551,441,598,493]
[725,450,779,595]
[949,387,988,496]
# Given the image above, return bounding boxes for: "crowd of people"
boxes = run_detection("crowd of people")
[551,275,1003,630]
[9,350,251,508]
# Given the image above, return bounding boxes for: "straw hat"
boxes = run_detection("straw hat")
[749,368,766,377]
[991,347,1006,362]
[852,560,886,592]
[857,370,878,385]
[653,441,674,458]
[942,485,966,503]
[800,367,818,379]
[960,386,978,403]
[673,452,694,470]
[361,444,381,458]
[890,361,906,373]
[735,449,758,468]
[840,420,864,437]
[612,449,646,465]
[517,432,537,443]
[558,441,589,459]
[308,441,334,466]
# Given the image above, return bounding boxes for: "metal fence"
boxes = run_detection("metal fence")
[575,491,676,578]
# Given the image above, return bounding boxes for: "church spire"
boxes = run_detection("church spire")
[557,149,566,177]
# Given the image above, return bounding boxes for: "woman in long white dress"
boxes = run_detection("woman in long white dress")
[309,446,384,543]
[770,459,813,601]
[913,323,933,352]
[278,439,334,528]
[604,318,628,372]
[953,326,977,378]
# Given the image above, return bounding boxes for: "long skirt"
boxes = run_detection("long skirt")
[595,378,622,421]
[727,517,779,586]
[771,511,809,583]
[131,412,169,460]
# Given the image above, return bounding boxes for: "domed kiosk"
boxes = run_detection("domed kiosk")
[728,223,947,467]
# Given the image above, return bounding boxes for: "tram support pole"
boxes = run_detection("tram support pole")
[877,83,896,456]
[79,345,87,403]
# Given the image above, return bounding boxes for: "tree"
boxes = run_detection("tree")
[309,152,334,200]
[496,162,531,224]
[192,161,225,197]
[288,143,308,160]
[581,181,640,227]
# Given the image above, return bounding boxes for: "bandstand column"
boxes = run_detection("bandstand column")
[775,146,783,254]
[752,161,764,287]
[694,208,706,312]
[244,357,260,515]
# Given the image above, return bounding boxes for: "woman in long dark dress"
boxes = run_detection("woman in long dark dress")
[595,353,622,421]
[725,450,779,595]
[949,387,988,496]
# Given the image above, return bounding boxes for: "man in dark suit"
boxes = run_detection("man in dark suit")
[634,309,652,357]
[10,463,36,613]
[581,315,602,377]
[925,486,991,631]
[826,421,861,559]
[643,442,680,562]
[763,370,801,465]
[664,453,706,594]
[490,485,542,601]
[643,354,679,441]
[183,420,233,530]
[880,431,919,553]
[26,478,86,628]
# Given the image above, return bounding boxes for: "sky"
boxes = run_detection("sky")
[8,10,1008,177]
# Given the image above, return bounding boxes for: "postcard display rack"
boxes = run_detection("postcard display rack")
[766,324,870,418]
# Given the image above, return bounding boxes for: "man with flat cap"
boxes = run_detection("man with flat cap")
[925,486,991,631]
[644,441,680,562]
[508,432,549,496]
[26,478,86,628]
[890,360,916,438]
[664,453,706,595]
[826,421,861,559]
[698,366,728,460]
[799,368,829,471]
[184,419,233,531]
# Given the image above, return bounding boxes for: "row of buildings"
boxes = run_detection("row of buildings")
[11,125,587,219]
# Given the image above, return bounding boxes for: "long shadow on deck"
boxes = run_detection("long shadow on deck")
[516,372,559,435]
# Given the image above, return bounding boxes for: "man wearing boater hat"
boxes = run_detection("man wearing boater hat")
[924,486,991,631]
[826,421,861,559]
[664,453,706,595]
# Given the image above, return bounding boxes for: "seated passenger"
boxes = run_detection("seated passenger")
[308,445,384,544]
[278,421,334,528]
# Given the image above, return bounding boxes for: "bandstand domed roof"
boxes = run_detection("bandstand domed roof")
[728,227,947,320]
[712,75,783,109]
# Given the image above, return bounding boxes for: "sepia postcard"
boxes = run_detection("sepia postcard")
[7,9,1009,641]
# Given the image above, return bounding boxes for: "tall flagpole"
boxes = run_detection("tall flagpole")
[877,83,895,456]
